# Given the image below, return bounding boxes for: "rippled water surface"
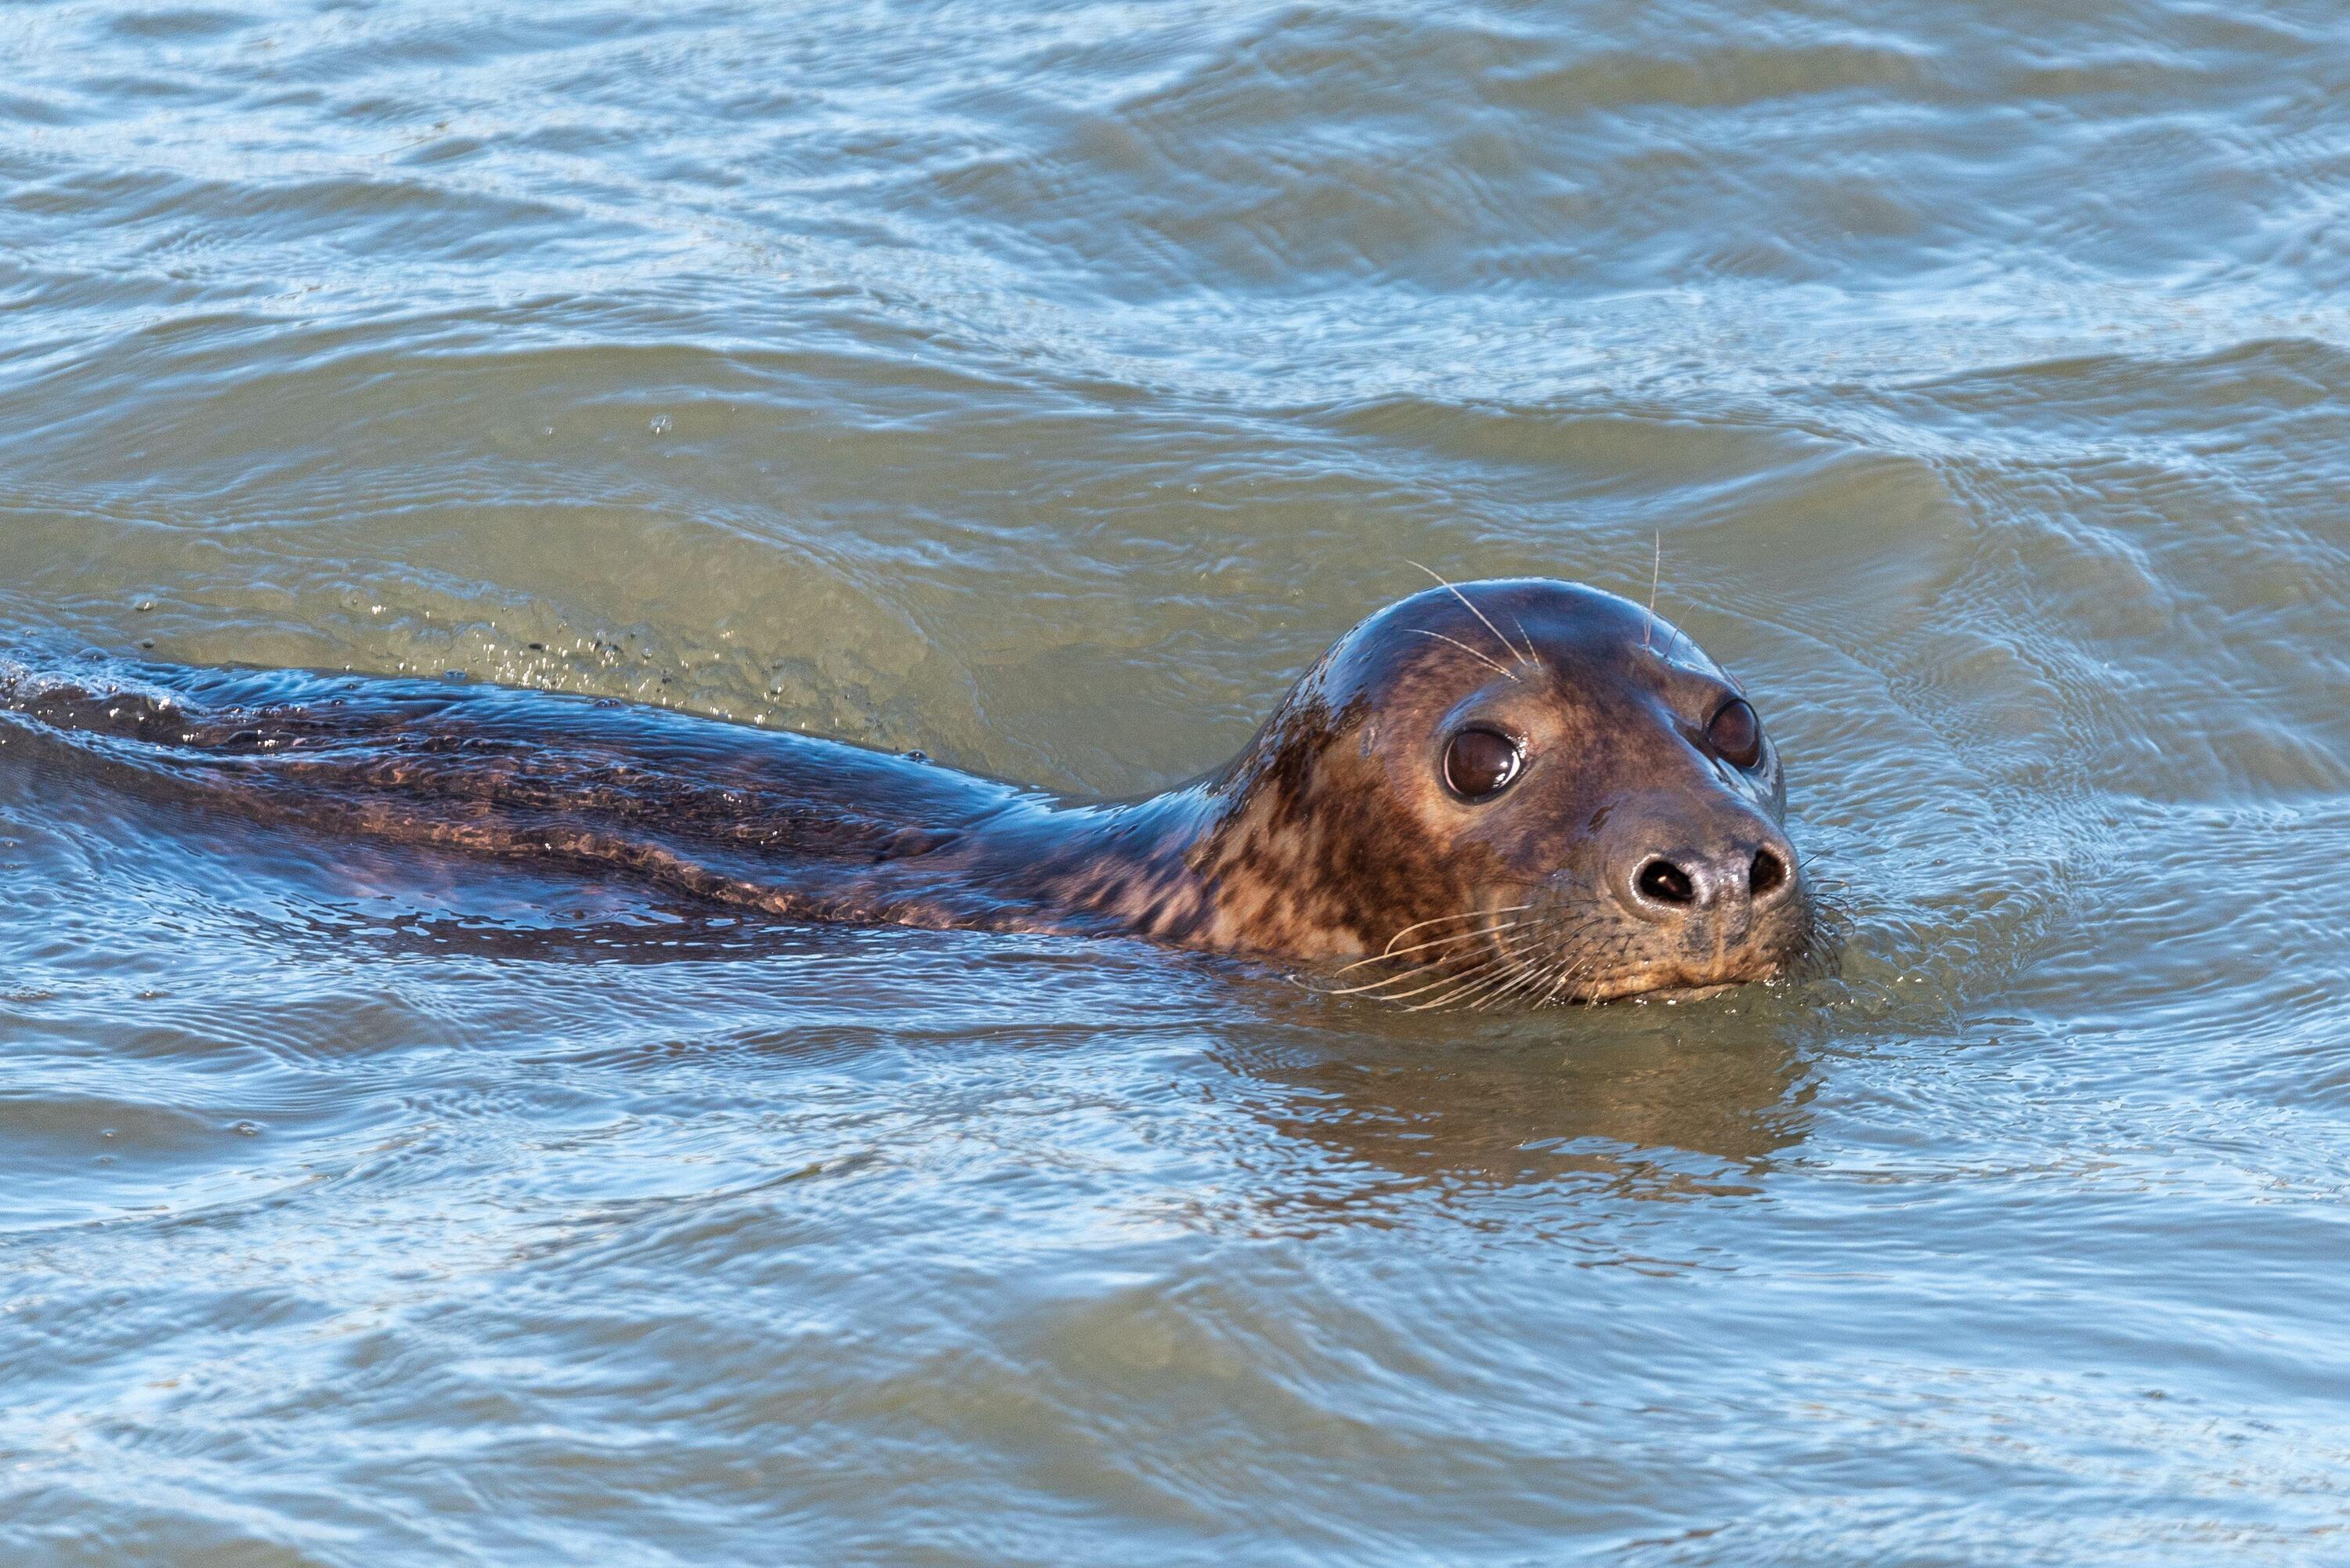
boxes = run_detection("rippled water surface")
[5,2,2350,1563]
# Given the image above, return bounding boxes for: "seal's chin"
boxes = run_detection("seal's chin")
[1535,888,1824,1006]
[1567,951,1795,1006]
[1576,974,1754,1006]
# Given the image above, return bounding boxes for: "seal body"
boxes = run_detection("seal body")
[1,580,1815,1004]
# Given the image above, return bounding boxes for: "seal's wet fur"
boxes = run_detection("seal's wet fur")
[1,580,1813,1005]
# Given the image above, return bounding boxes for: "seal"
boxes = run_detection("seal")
[0,578,1814,1005]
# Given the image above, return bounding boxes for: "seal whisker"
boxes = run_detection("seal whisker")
[1451,923,1537,1011]
[1367,902,1535,959]
[1314,964,1444,999]
[1398,975,1486,1013]
[1509,614,1542,669]
[1469,957,1550,1012]
[1643,532,1661,651]
[1318,917,1530,997]
[1488,920,1596,1010]
[1553,952,1604,1006]
[1391,903,1534,941]
[1540,958,1593,1007]
[1329,920,1528,978]
[1404,958,1520,1012]
[1428,926,1542,1012]
[1409,629,1514,681]
[1405,561,1526,670]
[1640,537,1691,664]
[1336,903,1534,969]
[1317,939,1519,997]
[1383,956,1509,1006]
[1539,923,1611,1006]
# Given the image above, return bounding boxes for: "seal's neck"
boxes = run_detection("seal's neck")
[927,784,1227,942]
[926,703,1378,958]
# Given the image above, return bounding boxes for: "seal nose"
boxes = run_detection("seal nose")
[1619,829,1797,932]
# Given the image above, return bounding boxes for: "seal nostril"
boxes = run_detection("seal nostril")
[1635,858,1696,906]
[1750,848,1787,898]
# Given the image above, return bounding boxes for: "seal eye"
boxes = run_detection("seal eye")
[1708,698,1763,769]
[1443,726,1522,801]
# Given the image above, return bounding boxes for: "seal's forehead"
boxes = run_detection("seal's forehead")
[1329,577,1728,692]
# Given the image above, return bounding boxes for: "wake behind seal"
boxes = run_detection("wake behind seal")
[0,579,1817,1007]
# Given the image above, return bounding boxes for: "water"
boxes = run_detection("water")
[4,1,2348,1562]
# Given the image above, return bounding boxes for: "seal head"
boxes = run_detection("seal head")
[1180,578,1812,1004]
